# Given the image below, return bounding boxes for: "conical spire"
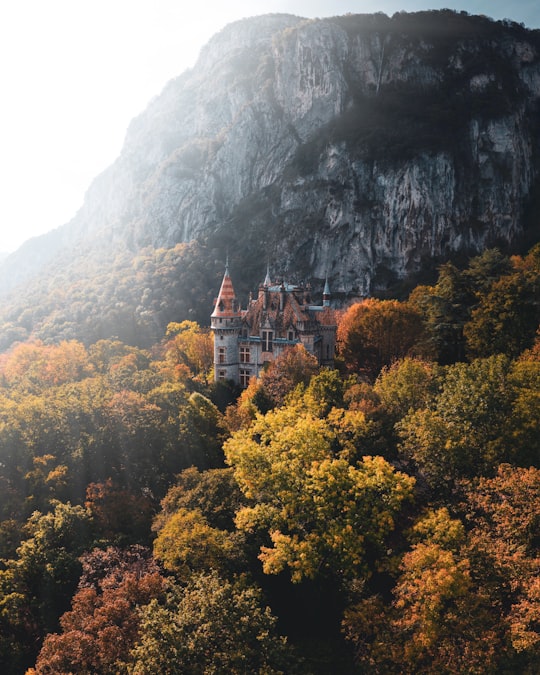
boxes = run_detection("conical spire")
[263,264,272,288]
[211,261,241,318]
[323,274,331,306]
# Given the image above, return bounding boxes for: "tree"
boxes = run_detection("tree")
[156,466,245,532]
[33,546,166,675]
[128,571,296,674]
[373,357,440,423]
[177,392,227,469]
[259,344,319,407]
[302,368,345,416]
[398,355,518,488]
[337,299,427,379]
[391,543,501,673]
[164,320,214,384]
[459,465,540,669]
[0,502,94,671]
[85,479,154,546]
[23,454,69,514]
[224,405,414,581]
[463,247,512,295]
[344,529,504,673]
[153,508,240,580]
[408,262,471,364]
[0,340,93,393]
[464,265,540,359]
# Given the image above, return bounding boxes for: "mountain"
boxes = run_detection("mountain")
[0,10,539,349]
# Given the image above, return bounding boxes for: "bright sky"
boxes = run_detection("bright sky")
[0,1,538,254]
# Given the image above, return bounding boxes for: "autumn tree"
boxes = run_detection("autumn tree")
[164,320,214,383]
[259,344,319,407]
[153,507,241,580]
[343,507,504,673]
[85,479,154,546]
[224,404,415,582]
[33,546,166,675]
[337,298,427,379]
[0,340,93,393]
[460,464,540,667]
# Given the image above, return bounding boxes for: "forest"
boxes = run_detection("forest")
[0,245,538,673]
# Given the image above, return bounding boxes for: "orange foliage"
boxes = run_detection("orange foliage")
[337,298,426,379]
[0,339,93,391]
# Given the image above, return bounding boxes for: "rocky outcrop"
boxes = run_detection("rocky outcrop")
[1,10,539,298]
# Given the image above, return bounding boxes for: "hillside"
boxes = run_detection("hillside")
[0,10,539,350]
[0,244,538,672]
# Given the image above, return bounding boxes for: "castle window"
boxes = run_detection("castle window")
[218,370,226,381]
[262,330,273,352]
[239,369,250,388]
[240,346,250,363]
[287,329,295,341]
[218,347,226,364]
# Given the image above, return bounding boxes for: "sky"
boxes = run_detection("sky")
[0,1,539,254]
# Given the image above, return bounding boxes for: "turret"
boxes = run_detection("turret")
[211,262,242,382]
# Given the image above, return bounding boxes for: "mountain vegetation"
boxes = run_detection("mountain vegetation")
[0,244,535,673]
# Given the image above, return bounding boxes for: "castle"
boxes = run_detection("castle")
[211,264,337,386]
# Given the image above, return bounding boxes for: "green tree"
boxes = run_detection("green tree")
[0,502,94,671]
[464,266,540,359]
[177,392,227,469]
[409,262,471,364]
[128,571,296,674]
[374,357,440,423]
[156,466,245,532]
[398,355,518,488]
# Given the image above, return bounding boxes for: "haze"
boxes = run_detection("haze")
[0,0,538,254]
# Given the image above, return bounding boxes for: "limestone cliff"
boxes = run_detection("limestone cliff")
[0,10,539,314]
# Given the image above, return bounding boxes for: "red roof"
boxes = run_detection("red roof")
[211,270,241,318]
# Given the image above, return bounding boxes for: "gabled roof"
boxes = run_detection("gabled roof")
[243,285,335,335]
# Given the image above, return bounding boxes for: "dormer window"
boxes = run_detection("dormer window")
[287,329,295,341]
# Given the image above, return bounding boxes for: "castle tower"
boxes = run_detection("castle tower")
[211,262,242,382]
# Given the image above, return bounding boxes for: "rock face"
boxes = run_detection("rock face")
[1,10,540,297]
